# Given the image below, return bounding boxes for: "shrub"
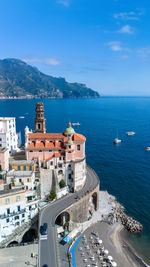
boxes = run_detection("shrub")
[49,190,56,201]
[59,179,66,189]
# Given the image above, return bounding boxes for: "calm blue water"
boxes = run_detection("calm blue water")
[0,97,150,262]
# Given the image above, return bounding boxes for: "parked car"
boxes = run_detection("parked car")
[40,223,48,235]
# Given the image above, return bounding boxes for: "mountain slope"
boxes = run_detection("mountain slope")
[0,58,100,98]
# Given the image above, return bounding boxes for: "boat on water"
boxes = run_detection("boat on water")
[72,122,80,126]
[145,147,150,151]
[113,138,122,144]
[19,116,25,119]
[126,131,135,136]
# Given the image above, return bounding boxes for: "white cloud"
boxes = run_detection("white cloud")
[118,25,134,34]
[120,55,129,59]
[57,0,69,7]
[22,57,61,66]
[137,47,150,59]
[107,41,123,51]
[113,10,144,21]
[106,41,130,52]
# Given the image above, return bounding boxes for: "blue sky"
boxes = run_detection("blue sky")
[0,0,150,95]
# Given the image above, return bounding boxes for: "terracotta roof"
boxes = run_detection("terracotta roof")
[46,152,65,162]
[73,133,86,142]
[27,141,63,150]
[28,133,66,139]
[26,132,86,150]
[46,155,54,162]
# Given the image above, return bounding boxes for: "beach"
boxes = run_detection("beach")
[73,190,149,267]
[75,221,149,267]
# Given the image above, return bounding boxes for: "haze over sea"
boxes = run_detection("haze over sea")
[1,97,150,263]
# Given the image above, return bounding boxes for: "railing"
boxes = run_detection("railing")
[0,209,26,219]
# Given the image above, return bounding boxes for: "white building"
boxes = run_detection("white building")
[0,185,39,242]
[0,187,27,242]
[0,117,21,154]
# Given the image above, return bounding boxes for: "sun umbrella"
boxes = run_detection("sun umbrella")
[104,249,109,255]
[98,239,103,244]
[111,262,117,266]
[108,255,113,261]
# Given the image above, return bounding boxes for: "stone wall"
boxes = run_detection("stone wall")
[40,168,53,199]
[65,184,99,229]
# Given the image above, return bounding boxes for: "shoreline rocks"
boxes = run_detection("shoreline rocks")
[101,192,143,234]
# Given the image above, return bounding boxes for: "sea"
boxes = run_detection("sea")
[0,97,150,264]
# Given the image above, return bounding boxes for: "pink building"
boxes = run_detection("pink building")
[25,103,87,192]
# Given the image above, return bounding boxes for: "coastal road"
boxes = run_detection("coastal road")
[39,166,99,267]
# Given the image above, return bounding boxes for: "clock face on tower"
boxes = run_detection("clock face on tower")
[35,103,46,133]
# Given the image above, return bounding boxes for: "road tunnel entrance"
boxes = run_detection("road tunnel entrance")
[92,192,98,211]
[55,211,70,230]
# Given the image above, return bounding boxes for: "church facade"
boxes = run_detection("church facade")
[25,103,86,192]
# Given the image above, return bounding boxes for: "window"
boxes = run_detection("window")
[5,198,10,204]
[39,150,42,152]
[0,144,2,147]
[6,218,9,223]
[9,165,12,170]
[38,123,41,129]
[27,196,32,201]
[68,174,71,179]
[49,150,52,152]
[17,206,20,212]
[58,170,63,175]
[26,186,28,190]
[18,166,20,171]
[77,144,80,151]
[21,219,25,224]
[24,166,26,171]
[29,206,32,211]
[15,222,20,226]
[69,145,71,149]
[30,166,32,171]
[49,140,53,143]
[27,178,30,182]
[0,138,1,141]
[16,196,20,202]
[7,208,10,215]
[58,150,61,152]
[30,150,33,152]
[59,157,61,160]
[19,179,21,183]
[68,151,71,154]
[22,214,25,218]
[15,215,19,220]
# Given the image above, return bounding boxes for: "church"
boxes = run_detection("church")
[25,103,86,193]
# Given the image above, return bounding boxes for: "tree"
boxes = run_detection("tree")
[49,190,56,201]
[59,179,66,189]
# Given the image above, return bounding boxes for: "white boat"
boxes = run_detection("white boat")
[126,131,135,136]
[113,138,122,144]
[145,147,150,151]
[72,122,80,126]
[19,116,25,119]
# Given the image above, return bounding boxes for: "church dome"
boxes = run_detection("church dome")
[64,122,75,135]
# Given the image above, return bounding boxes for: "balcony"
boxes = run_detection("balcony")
[0,208,26,219]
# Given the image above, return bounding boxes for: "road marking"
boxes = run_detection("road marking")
[40,235,47,240]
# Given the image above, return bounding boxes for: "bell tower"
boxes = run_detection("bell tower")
[35,102,46,133]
